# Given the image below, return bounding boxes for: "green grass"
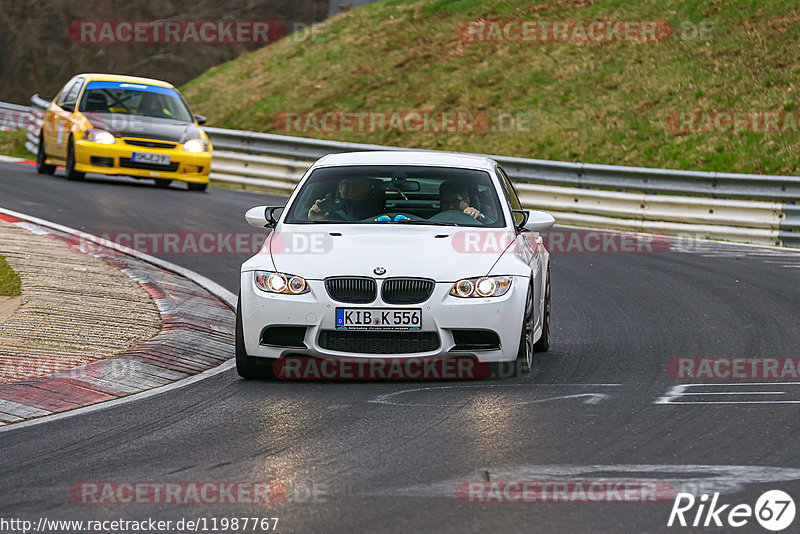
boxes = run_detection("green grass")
[180,0,800,175]
[0,254,22,297]
[0,131,30,159]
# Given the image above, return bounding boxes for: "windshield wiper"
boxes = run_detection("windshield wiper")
[392,220,462,227]
[291,219,469,227]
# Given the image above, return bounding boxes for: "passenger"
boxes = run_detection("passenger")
[439,180,483,220]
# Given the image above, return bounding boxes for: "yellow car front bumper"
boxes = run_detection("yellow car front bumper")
[72,138,211,183]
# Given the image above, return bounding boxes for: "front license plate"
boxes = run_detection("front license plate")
[336,308,422,330]
[132,152,170,165]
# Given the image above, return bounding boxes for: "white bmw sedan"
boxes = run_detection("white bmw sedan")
[237,151,554,379]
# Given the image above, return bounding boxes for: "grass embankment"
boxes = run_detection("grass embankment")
[0,131,29,159]
[181,0,800,175]
[0,254,22,297]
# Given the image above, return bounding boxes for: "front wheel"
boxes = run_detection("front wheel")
[513,283,535,377]
[65,138,85,181]
[36,135,56,175]
[533,270,550,353]
[235,295,275,379]
[187,182,208,192]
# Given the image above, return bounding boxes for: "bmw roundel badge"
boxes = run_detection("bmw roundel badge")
[374,267,386,275]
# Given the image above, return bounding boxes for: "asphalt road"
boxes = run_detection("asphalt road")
[1,162,800,533]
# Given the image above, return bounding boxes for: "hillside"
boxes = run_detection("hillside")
[0,0,328,104]
[181,0,800,175]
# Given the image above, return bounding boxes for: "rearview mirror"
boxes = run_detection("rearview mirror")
[245,206,283,228]
[384,180,421,192]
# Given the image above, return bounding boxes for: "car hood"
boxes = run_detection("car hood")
[242,225,519,281]
[81,112,200,143]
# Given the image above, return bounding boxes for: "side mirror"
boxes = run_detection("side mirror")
[194,114,207,125]
[514,209,555,232]
[61,102,75,112]
[245,206,283,228]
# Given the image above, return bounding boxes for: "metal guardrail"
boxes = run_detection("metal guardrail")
[0,101,31,114]
[0,100,41,154]
[205,125,800,202]
[12,94,798,247]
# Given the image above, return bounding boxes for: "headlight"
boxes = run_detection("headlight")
[255,271,309,295]
[83,129,116,144]
[450,276,512,298]
[182,138,209,152]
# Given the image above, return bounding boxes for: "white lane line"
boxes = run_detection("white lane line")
[658,401,800,404]
[375,464,800,499]
[369,383,621,407]
[678,391,787,395]
[0,155,30,164]
[671,239,800,257]
[0,360,235,434]
[655,382,800,405]
[0,206,238,432]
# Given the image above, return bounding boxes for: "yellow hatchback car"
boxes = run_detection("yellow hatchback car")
[36,73,212,191]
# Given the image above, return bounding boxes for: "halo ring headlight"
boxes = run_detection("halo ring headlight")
[455,279,474,297]
[476,277,497,297]
[255,271,309,294]
[288,276,306,294]
[450,276,513,298]
[267,273,287,293]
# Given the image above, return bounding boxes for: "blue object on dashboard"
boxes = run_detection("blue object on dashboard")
[393,214,410,221]
[376,215,392,222]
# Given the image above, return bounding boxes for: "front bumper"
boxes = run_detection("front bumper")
[73,138,211,183]
[239,272,529,363]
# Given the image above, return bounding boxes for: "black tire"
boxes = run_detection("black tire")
[65,137,85,181]
[533,270,551,353]
[154,178,172,189]
[35,135,56,175]
[187,182,208,192]
[235,295,275,379]
[513,282,535,377]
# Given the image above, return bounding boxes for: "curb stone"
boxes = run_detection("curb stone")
[0,212,235,425]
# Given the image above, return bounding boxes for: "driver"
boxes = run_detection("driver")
[308,177,384,221]
[439,181,483,220]
[139,93,172,118]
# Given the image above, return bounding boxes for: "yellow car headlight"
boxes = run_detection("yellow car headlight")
[83,129,116,144]
[182,138,209,153]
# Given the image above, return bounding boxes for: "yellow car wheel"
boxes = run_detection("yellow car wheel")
[65,137,85,182]
[36,134,56,175]
[187,182,208,192]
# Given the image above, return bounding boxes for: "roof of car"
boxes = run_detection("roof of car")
[314,151,496,171]
[76,74,176,88]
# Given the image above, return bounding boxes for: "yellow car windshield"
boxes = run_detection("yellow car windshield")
[78,81,193,122]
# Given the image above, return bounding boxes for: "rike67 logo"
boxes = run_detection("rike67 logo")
[668,490,795,531]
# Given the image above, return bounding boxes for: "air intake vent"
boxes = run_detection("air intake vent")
[318,330,440,354]
[381,278,435,304]
[260,326,307,348]
[119,158,179,172]
[451,329,501,351]
[324,277,376,304]
[123,139,178,149]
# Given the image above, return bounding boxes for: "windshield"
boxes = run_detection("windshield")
[284,165,506,227]
[78,81,194,122]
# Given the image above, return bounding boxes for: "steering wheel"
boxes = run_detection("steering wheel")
[428,209,484,225]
